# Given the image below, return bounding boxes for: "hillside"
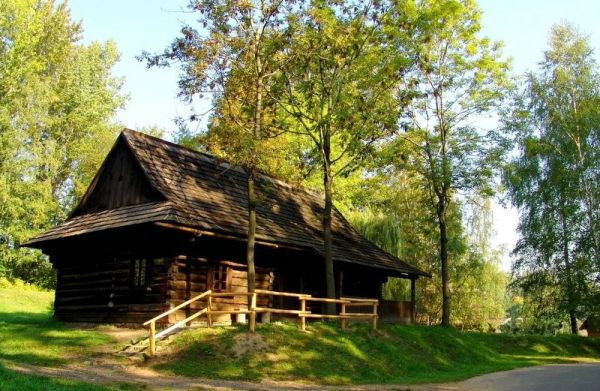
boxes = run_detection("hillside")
[151,321,600,385]
[1,282,599,388]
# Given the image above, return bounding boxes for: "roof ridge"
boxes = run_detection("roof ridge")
[122,128,324,199]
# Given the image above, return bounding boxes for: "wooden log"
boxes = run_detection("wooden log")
[300,298,306,331]
[372,303,378,330]
[208,309,251,315]
[305,297,350,304]
[249,292,257,333]
[255,289,311,298]
[341,297,379,303]
[143,290,211,326]
[300,314,344,319]
[209,292,253,298]
[254,307,308,315]
[149,321,156,356]
[341,303,347,330]
[207,295,213,328]
[155,308,208,339]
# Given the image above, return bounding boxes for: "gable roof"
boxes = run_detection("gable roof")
[24,129,429,277]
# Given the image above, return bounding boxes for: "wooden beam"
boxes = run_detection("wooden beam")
[410,277,416,324]
[154,222,304,250]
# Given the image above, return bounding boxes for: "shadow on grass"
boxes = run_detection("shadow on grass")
[151,322,600,386]
[0,311,114,366]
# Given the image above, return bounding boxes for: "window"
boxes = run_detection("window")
[131,259,151,288]
[212,265,228,291]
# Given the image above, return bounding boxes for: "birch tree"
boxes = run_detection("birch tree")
[505,24,600,334]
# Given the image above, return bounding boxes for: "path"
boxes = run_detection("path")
[437,363,600,391]
[5,359,600,390]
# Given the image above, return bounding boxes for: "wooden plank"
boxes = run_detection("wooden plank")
[254,307,308,315]
[305,298,350,304]
[341,297,379,303]
[208,309,251,314]
[255,289,310,298]
[143,290,211,325]
[154,308,208,339]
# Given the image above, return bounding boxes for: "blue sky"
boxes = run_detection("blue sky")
[67,0,600,270]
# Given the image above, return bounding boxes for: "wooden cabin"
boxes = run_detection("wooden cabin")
[24,129,429,325]
[580,315,600,337]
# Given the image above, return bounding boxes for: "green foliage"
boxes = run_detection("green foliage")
[382,0,512,325]
[504,23,600,334]
[0,0,125,288]
[154,321,600,385]
[271,0,403,306]
[344,172,507,329]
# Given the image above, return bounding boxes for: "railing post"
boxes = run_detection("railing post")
[207,294,213,328]
[372,302,378,330]
[149,320,156,356]
[341,302,347,330]
[300,297,306,331]
[249,292,257,332]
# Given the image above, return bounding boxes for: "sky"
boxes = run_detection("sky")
[67,0,600,271]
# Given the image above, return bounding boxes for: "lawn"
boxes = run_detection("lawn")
[2,282,600,387]
[0,283,134,390]
[0,285,114,366]
[153,321,600,385]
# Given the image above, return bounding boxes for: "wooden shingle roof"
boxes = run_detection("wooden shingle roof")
[25,129,428,277]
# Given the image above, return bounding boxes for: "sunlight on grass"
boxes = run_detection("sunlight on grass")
[0,287,115,366]
[152,322,600,385]
[532,343,551,353]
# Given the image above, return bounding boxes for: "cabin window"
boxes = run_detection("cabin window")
[212,265,228,291]
[131,258,151,288]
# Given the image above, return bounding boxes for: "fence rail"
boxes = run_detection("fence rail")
[144,289,379,356]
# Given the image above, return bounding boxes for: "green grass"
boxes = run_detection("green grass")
[0,285,144,390]
[2,282,599,387]
[0,287,114,366]
[153,321,600,385]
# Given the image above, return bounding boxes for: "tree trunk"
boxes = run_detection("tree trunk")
[247,38,262,299]
[437,199,450,326]
[560,201,577,335]
[322,132,336,314]
[247,169,257,295]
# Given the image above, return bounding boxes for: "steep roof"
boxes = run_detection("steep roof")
[25,129,429,277]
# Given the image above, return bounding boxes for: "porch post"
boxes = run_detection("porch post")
[410,276,416,324]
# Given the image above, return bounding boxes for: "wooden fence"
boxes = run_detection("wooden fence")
[143,289,378,356]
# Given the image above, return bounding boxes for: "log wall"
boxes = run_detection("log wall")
[54,257,170,324]
[167,257,274,324]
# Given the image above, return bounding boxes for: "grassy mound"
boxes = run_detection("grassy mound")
[153,321,600,385]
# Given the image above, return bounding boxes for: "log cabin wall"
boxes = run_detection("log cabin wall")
[167,255,274,324]
[46,225,395,325]
[53,256,170,324]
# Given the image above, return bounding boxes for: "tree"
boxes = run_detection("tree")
[387,0,511,325]
[273,0,402,311]
[504,23,600,334]
[343,166,506,329]
[140,0,299,315]
[0,0,125,287]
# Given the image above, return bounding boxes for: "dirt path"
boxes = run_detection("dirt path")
[4,357,442,391]
[7,357,600,391]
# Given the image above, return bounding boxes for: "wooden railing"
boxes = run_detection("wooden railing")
[144,289,378,356]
